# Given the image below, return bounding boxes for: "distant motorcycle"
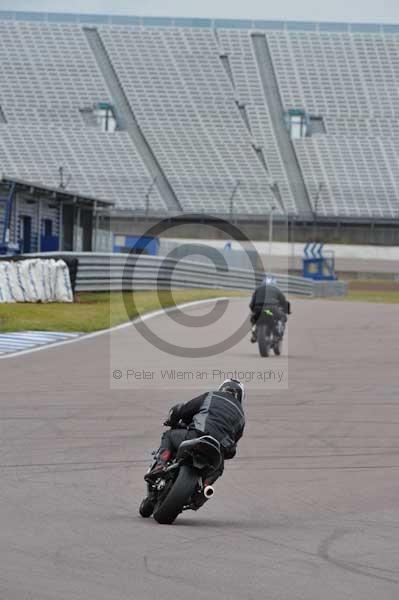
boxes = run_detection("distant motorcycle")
[256,308,285,358]
[140,432,222,525]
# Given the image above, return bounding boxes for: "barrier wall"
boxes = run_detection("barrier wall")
[27,252,314,296]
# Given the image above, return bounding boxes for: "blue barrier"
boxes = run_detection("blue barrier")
[41,235,59,252]
[113,235,159,256]
[303,242,337,281]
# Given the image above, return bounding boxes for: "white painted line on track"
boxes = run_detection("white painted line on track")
[0,297,230,360]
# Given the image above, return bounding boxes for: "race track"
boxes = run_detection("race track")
[1,298,399,600]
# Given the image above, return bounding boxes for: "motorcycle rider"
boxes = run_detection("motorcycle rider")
[142,379,246,511]
[249,276,290,343]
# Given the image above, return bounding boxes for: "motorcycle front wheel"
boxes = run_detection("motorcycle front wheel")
[257,323,271,357]
[153,465,198,525]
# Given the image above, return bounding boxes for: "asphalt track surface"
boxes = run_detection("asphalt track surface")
[1,298,399,600]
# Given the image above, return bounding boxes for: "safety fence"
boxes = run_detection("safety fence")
[26,252,315,296]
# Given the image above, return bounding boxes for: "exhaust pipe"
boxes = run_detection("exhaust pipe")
[203,485,215,499]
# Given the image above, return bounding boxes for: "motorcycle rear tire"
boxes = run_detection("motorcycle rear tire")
[257,323,270,357]
[153,465,198,525]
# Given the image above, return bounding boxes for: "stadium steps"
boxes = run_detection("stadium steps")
[83,27,182,213]
[219,53,236,91]
[251,33,313,218]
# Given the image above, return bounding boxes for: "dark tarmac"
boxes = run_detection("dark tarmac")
[1,298,398,600]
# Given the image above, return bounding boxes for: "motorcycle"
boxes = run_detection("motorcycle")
[256,308,285,358]
[139,432,222,525]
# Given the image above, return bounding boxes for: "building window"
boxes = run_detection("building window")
[80,102,117,131]
[94,102,117,132]
[308,116,326,136]
[286,110,325,138]
[43,219,53,237]
[287,109,308,139]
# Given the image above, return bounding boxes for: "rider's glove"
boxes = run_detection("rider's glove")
[164,403,184,428]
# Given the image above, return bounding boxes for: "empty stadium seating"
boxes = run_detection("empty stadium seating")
[0,21,110,126]
[267,31,399,117]
[217,29,298,215]
[0,124,167,211]
[99,26,277,214]
[267,30,399,217]
[294,137,399,218]
[0,12,398,219]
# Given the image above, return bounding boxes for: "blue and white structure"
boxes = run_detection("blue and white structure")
[0,331,81,356]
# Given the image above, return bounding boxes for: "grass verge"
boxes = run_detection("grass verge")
[343,289,399,304]
[335,280,399,304]
[0,289,246,333]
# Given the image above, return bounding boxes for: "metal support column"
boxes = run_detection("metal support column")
[59,203,63,251]
[37,196,42,252]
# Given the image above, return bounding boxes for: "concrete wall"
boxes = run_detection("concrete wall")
[109,215,399,246]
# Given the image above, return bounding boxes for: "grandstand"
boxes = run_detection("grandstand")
[0,11,399,248]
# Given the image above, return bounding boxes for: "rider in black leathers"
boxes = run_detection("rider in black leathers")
[142,380,246,509]
[249,279,290,343]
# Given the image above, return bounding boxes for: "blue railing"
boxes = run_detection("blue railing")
[0,11,398,33]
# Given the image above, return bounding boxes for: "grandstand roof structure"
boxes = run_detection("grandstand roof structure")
[1,11,399,33]
[0,175,113,208]
[0,11,399,222]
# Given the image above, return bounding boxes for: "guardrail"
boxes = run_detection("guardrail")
[312,280,348,297]
[26,252,314,296]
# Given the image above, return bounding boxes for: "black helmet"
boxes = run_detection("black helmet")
[218,379,246,404]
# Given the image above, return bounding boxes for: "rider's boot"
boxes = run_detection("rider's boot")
[144,449,172,482]
[276,320,285,339]
[139,484,157,517]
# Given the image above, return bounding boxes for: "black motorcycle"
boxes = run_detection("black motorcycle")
[256,308,285,358]
[139,433,222,525]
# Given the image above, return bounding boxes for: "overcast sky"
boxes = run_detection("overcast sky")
[0,0,398,24]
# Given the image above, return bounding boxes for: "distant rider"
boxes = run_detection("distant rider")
[143,379,246,510]
[249,276,290,343]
